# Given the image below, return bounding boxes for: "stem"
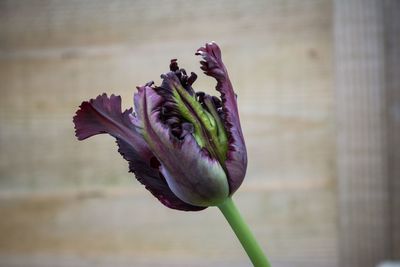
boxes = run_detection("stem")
[218,197,271,267]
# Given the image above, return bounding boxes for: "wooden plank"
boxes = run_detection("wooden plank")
[384,0,400,260]
[0,0,334,191]
[335,0,391,266]
[0,0,336,266]
[0,189,337,267]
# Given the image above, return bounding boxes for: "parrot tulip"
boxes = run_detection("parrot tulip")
[73,42,247,209]
[73,42,270,267]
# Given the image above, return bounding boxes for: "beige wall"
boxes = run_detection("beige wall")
[0,1,336,266]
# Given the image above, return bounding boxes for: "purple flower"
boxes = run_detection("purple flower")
[73,42,247,211]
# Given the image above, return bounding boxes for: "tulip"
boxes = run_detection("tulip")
[73,42,270,266]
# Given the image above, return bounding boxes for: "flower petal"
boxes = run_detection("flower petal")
[135,85,230,207]
[73,93,204,211]
[156,72,227,163]
[73,93,149,158]
[196,42,248,194]
[117,138,205,211]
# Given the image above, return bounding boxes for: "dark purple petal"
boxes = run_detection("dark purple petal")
[134,86,230,207]
[73,94,150,158]
[196,42,248,194]
[73,93,204,211]
[117,138,205,211]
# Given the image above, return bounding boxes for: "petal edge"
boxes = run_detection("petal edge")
[196,42,248,193]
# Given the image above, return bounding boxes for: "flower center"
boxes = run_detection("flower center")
[155,60,228,164]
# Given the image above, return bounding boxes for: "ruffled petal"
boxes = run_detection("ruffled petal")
[156,71,228,163]
[196,42,248,194]
[73,93,204,211]
[135,86,230,207]
[73,93,151,159]
[117,138,205,211]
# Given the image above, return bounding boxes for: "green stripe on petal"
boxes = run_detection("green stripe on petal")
[203,96,228,161]
[161,72,228,164]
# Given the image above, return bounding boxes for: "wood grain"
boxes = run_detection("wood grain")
[0,0,336,266]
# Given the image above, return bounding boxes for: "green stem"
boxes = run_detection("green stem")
[218,197,271,267]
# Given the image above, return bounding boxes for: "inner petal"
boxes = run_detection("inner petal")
[154,60,228,165]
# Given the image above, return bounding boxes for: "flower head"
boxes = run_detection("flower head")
[73,42,247,211]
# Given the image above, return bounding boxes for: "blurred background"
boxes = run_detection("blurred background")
[0,0,398,267]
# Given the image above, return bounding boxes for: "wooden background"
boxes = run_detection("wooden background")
[0,0,337,266]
